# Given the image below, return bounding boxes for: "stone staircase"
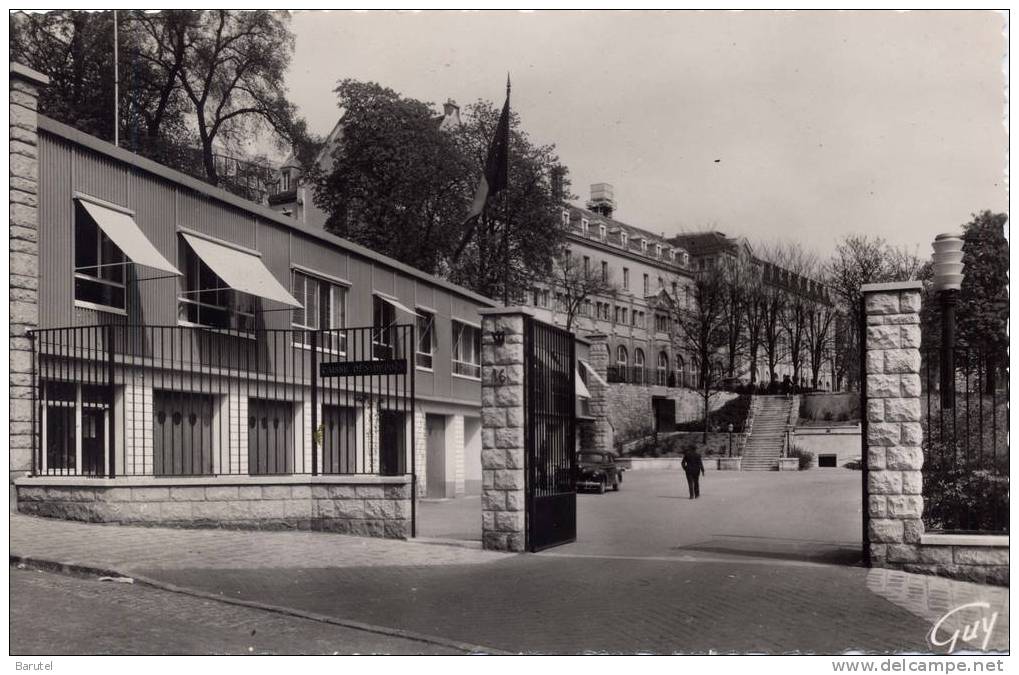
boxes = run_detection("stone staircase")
[741,396,796,470]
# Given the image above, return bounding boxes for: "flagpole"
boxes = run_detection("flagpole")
[502,74,511,306]
[113,10,119,147]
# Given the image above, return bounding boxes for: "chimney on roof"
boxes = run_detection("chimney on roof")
[587,183,615,219]
[439,99,461,131]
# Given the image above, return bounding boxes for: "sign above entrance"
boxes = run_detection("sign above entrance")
[319,359,407,378]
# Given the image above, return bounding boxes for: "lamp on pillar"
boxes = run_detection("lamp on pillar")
[931,233,965,409]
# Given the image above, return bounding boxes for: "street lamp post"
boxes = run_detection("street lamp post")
[727,423,734,457]
[932,234,966,409]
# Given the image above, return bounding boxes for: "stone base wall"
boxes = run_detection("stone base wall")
[606,384,738,446]
[790,427,861,466]
[878,541,1008,586]
[15,477,411,539]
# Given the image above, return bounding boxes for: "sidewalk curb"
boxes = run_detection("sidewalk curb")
[11,554,512,656]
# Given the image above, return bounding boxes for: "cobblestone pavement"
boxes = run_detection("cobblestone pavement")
[10,512,511,570]
[11,470,1009,655]
[10,567,461,655]
[420,470,863,564]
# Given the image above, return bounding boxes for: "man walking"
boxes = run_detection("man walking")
[681,447,705,499]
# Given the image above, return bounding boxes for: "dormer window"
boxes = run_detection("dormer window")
[641,239,648,255]
[667,248,674,261]
[281,169,291,192]
[562,210,570,226]
[656,244,662,259]
[621,232,628,248]
[599,224,607,241]
[581,218,590,235]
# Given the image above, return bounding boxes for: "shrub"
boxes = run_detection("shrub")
[787,446,814,470]
[822,410,834,422]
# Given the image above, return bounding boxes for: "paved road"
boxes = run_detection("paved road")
[10,567,461,655]
[420,469,863,564]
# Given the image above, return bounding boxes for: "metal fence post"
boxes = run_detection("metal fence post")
[106,323,117,478]
[310,330,318,477]
[29,331,37,476]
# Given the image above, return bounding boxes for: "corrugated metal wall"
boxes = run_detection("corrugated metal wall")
[36,129,487,404]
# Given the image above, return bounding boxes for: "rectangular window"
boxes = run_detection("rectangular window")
[40,381,109,476]
[601,261,608,283]
[643,274,649,296]
[623,268,630,290]
[583,256,590,275]
[452,320,481,379]
[599,224,607,241]
[178,239,255,332]
[672,281,678,297]
[373,295,397,359]
[416,310,435,370]
[292,271,347,353]
[74,201,126,312]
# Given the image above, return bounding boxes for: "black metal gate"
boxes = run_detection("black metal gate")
[524,317,577,552]
[859,301,870,565]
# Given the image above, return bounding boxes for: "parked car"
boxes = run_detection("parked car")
[576,451,624,493]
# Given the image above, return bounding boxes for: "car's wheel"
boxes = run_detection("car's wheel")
[597,478,606,494]
[612,475,620,491]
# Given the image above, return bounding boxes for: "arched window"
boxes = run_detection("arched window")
[634,348,645,385]
[691,358,701,389]
[657,351,669,386]
[676,355,686,387]
[616,345,629,384]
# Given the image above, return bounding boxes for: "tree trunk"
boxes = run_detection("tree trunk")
[702,389,709,445]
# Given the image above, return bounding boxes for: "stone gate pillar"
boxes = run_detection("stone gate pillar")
[584,333,613,454]
[478,308,529,552]
[10,63,49,485]
[862,281,924,566]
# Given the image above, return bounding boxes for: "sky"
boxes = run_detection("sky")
[284,10,1008,259]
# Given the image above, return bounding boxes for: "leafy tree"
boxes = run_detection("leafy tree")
[955,211,1008,393]
[448,99,572,301]
[169,10,298,186]
[11,10,306,189]
[310,80,468,274]
[10,11,122,142]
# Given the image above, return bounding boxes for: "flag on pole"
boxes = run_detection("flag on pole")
[451,75,511,263]
[466,76,510,221]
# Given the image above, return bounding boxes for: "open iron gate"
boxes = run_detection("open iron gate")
[524,317,577,552]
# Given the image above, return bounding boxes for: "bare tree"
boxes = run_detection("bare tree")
[552,250,617,331]
[825,235,925,390]
[719,255,753,379]
[672,267,729,443]
[777,244,816,389]
[743,278,767,386]
[804,284,839,389]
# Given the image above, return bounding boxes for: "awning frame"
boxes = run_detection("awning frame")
[180,231,303,308]
[74,194,181,276]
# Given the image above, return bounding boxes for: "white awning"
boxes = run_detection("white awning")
[78,199,180,275]
[373,291,420,317]
[576,369,591,399]
[181,233,302,307]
